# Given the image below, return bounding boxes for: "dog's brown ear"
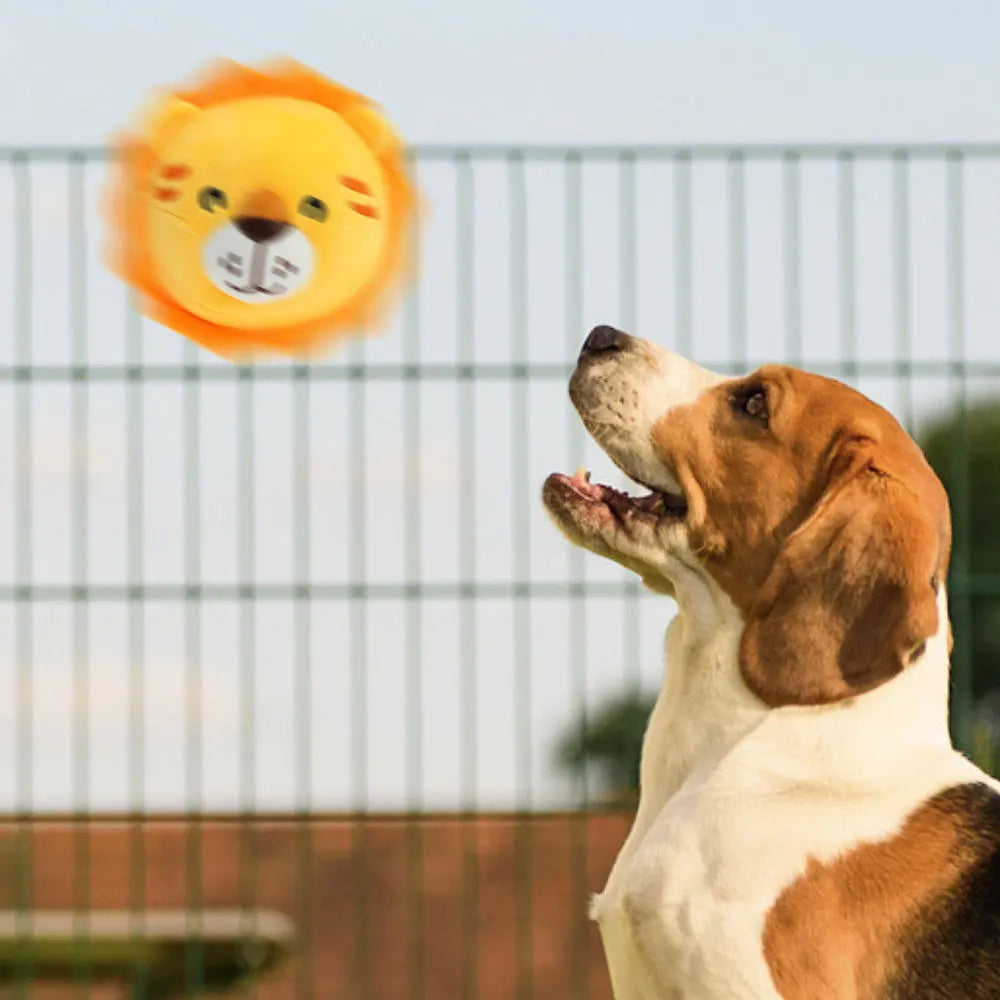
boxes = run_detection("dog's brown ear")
[740,445,948,707]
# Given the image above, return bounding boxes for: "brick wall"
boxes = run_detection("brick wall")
[0,813,632,1000]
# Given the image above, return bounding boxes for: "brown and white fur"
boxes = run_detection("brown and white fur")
[542,325,1000,1000]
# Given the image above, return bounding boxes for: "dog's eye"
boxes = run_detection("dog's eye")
[197,186,228,212]
[733,387,769,425]
[298,195,329,222]
[744,392,767,418]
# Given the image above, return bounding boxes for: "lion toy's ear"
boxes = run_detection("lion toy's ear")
[340,104,402,158]
[138,94,201,155]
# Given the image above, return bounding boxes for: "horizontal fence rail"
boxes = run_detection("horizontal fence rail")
[1,142,998,1000]
[8,141,1000,160]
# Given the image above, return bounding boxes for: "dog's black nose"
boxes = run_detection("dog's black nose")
[580,325,630,358]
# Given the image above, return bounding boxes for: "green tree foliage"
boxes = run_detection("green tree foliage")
[921,401,1000,769]
[555,689,652,808]
[554,400,1000,802]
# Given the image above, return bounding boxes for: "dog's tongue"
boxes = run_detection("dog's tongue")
[566,466,666,511]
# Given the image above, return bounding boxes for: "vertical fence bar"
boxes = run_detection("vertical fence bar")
[68,151,91,1000]
[946,151,973,754]
[455,151,480,1000]
[237,364,258,993]
[292,354,313,1000]
[402,152,425,1000]
[619,152,642,704]
[837,152,857,378]
[509,149,534,1000]
[673,153,693,357]
[565,151,589,1000]
[891,151,915,432]
[782,152,803,365]
[12,150,33,1000]
[728,152,747,366]
[125,291,147,1000]
[348,300,371,999]
[183,332,205,1000]
[618,152,637,336]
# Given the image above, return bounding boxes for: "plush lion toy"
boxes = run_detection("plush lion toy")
[106,58,416,360]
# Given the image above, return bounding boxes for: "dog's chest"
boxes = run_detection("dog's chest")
[588,611,977,1000]
[590,752,978,1000]
[592,786,787,1000]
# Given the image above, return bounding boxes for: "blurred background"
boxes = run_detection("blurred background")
[3,1,1000,998]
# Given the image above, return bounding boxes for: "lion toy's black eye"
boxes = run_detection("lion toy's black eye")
[298,195,329,222]
[197,186,228,212]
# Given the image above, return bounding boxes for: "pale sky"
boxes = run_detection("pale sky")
[4,1,1000,147]
[1,0,999,813]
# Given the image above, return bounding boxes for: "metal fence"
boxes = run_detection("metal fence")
[1,142,999,998]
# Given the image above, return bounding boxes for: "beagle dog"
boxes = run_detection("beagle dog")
[542,326,1000,1000]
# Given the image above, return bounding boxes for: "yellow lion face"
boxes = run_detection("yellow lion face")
[108,60,414,359]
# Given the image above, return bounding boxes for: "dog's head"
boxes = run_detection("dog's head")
[543,326,952,708]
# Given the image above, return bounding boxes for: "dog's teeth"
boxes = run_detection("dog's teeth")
[574,466,591,483]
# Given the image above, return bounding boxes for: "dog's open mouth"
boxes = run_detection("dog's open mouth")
[543,466,688,532]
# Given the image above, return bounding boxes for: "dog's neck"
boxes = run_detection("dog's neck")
[635,588,956,825]
[635,601,762,820]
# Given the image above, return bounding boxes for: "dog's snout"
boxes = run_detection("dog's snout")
[580,324,631,359]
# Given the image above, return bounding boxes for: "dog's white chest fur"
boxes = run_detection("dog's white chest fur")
[592,785,783,1000]
[589,599,981,1000]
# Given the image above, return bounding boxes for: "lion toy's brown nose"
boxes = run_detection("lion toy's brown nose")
[234,216,289,244]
